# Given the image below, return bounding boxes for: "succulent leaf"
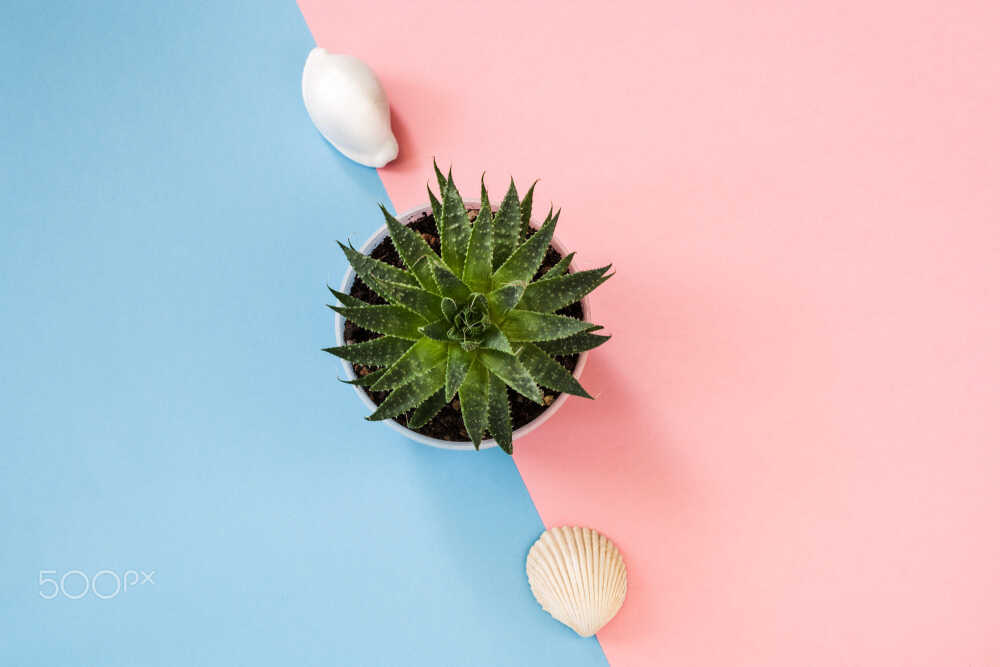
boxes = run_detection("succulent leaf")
[540,252,575,280]
[433,158,448,195]
[371,337,448,391]
[327,286,368,308]
[517,343,592,398]
[340,241,419,291]
[441,297,459,323]
[439,172,472,275]
[462,198,493,293]
[501,309,594,342]
[331,304,426,340]
[479,349,543,404]
[492,213,557,287]
[491,179,521,269]
[427,184,442,229]
[458,359,490,448]
[518,265,612,313]
[479,175,493,222]
[486,375,513,454]
[366,365,446,421]
[419,319,451,341]
[381,206,441,293]
[479,325,514,354]
[445,344,473,401]
[341,368,385,386]
[370,276,443,322]
[430,262,472,303]
[323,335,412,365]
[535,331,611,356]
[519,180,538,242]
[487,282,525,320]
[409,388,446,429]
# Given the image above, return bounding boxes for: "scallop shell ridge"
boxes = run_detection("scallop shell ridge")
[525,525,627,637]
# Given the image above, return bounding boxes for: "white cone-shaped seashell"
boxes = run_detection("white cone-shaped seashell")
[526,526,627,637]
[301,48,398,168]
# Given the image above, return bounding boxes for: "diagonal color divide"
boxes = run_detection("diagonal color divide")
[0,1,606,665]
[299,0,1000,664]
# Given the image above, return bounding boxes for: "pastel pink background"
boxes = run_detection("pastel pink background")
[299,1,1000,664]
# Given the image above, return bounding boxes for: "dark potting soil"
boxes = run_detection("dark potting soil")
[341,209,584,442]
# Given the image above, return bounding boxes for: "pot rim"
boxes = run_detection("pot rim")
[334,200,591,451]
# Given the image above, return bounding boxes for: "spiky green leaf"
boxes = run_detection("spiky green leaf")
[409,388,446,429]
[433,158,448,195]
[479,349,543,404]
[458,359,489,448]
[480,325,514,354]
[332,305,426,340]
[366,365,446,421]
[517,343,591,398]
[487,282,525,320]
[441,297,459,323]
[462,197,493,293]
[518,265,612,313]
[427,185,442,231]
[339,242,419,298]
[327,286,368,308]
[535,331,611,356]
[419,319,451,341]
[371,338,448,390]
[370,277,442,322]
[491,179,520,269]
[487,374,513,454]
[492,214,557,287]
[440,172,472,275]
[323,335,413,365]
[381,206,441,293]
[519,180,538,241]
[341,368,385,387]
[500,310,593,342]
[479,175,493,222]
[430,262,471,303]
[445,344,474,401]
[540,252,575,280]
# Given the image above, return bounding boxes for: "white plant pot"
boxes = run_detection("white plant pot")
[334,201,592,451]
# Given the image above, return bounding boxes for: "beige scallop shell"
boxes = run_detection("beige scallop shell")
[525,526,627,637]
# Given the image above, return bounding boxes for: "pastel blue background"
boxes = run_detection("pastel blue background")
[0,2,607,665]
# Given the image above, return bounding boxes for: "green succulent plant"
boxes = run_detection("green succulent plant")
[325,162,611,453]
